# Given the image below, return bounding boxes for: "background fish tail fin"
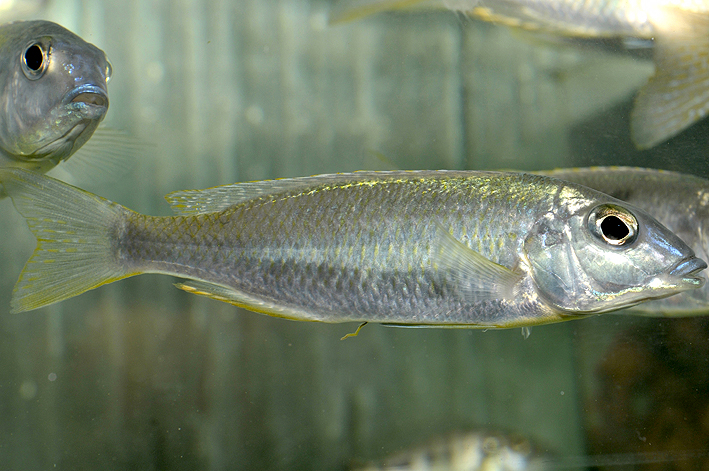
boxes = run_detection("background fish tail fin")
[0,169,132,313]
[632,8,709,149]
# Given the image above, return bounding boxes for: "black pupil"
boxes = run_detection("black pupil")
[24,45,43,71]
[601,215,629,241]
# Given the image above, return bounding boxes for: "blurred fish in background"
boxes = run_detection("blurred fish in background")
[331,0,709,150]
[0,20,113,195]
[350,429,553,471]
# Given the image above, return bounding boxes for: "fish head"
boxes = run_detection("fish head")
[523,200,707,315]
[0,20,110,171]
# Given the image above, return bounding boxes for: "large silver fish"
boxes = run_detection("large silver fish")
[543,167,709,315]
[331,0,709,149]
[0,21,111,178]
[0,168,705,327]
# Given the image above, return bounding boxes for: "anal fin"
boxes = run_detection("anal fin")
[175,280,323,321]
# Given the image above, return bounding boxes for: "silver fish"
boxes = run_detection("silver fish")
[0,21,111,178]
[331,0,709,149]
[0,168,705,327]
[350,430,552,471]
[542,166,709,315]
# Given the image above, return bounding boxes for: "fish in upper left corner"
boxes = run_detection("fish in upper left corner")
[330,0,709,150]
[0,20,111,194]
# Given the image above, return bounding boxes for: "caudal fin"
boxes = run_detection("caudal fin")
[0,169,132,313]
[632,8,709,149]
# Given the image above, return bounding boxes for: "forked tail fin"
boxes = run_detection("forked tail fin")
[0,169,133,313]
[632,8,709,149]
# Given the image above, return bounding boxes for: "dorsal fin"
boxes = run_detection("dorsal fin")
[165,177,324,215]
[164,170,453,215]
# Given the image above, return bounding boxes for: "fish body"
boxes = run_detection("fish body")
[1,168,705,327]
[0,20,110,177]
[543,167,709,315]
[350,430,551,471]
[331,0,709,149]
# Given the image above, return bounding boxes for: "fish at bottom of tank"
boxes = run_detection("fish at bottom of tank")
[349,430,553,471]
[0,168,704,331]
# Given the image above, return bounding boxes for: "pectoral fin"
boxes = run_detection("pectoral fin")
[49,127,150,185]
[432,225,522,303]
[632,8,709,149]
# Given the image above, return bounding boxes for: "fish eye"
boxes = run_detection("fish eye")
[588,204,638,247]
[21,42,48,79]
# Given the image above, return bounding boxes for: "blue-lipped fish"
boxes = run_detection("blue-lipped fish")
[542,167,709,316]
[0,168,705,327]
[331,0,709,149]
[0,20,112,195]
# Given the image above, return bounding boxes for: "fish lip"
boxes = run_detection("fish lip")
[669,257,707,288]
[670,257,707,277]
[64,84,109,109]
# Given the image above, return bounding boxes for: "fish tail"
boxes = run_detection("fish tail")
[0,168,132,313]
[632,8,709,149]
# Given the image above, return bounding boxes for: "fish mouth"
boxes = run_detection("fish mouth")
[64,85,109,109]
[669,257,707,288]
